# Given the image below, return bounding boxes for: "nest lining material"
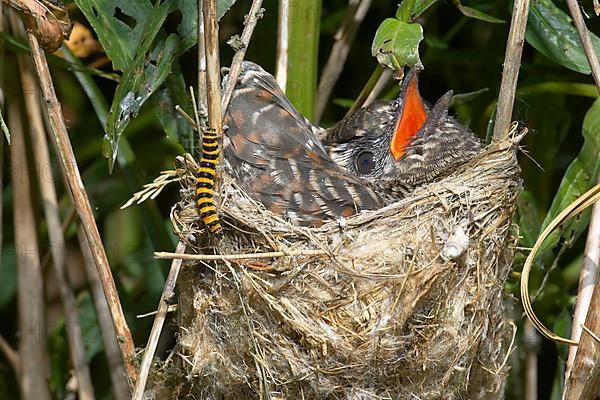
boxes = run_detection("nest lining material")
[155,131,523,400]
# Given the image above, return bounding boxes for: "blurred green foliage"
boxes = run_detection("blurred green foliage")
[1,0,599,398]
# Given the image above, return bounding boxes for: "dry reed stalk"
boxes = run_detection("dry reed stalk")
[154,249,329,261]
[221,0,264,117]
[575,284,600,400]
[77,228,130,400]
[202,0,222,131]
[15,38,94,399]
[22,14,136,390]
[492,0,530,141]
[132,241,187,400]
[315,0,372,122]
[197,0,208,128]
[275,0,289,89]
[202,0,223,196]
[0,334,19,376]
[8,91,51,400]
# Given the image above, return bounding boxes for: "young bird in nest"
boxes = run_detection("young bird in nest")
[222,62,482,226]
[323,68,483,201]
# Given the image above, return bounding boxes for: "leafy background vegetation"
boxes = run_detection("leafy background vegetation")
[0,0,599,398]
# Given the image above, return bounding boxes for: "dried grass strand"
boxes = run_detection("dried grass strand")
[154,249,328,261]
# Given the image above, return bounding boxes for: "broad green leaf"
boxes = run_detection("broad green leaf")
[62,44,176,254]
[453,0,504,23]
[287,0,321,120]
[516,190,542,248]
[75,0,154,71]
[519,82,599,98]
[105,30,180,170]
[527,0,600,74]
[396,0,439,20]
[174,0,238,52]
[537,97,600,256]
[75,0,236,71]
[154,67,195,153]
[77,0,238,169]
[217,0,238,22]
[372,18,423,70]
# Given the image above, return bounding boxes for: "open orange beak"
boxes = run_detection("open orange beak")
[390,69,427,160]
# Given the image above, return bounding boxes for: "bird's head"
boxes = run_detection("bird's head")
[326,68,482,196]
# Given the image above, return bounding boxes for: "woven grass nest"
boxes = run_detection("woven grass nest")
[152,128,524,400]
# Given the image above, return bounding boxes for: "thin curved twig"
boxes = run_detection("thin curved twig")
[220,0,264,118]
[521,184,600,345]
[133,242,187,400]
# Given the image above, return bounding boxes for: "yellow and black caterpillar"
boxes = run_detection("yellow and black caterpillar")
[196,128,223,237]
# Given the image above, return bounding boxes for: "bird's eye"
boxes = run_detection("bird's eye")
[355,151,375,175]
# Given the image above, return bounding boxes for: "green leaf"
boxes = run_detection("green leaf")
[517,190,542,248]
[372,18,423,70]
[287,0,321,121]
[217,0,238,21]
[453,0,504,23]
[518,82,600,98]
[105,30,180,170]
[62,44,176,255]
[74,0,154,72]
[153,68,195,153]
[527,0,600,74]
[78,0,238,169]
[396,0,439,20]
[537,97,600,256]
[173,0,237,52]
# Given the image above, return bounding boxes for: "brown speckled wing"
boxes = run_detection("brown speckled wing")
[223,62,384,226]
[323,100,396,146]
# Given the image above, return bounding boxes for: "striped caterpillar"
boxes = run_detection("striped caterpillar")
[196,128,223,237]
